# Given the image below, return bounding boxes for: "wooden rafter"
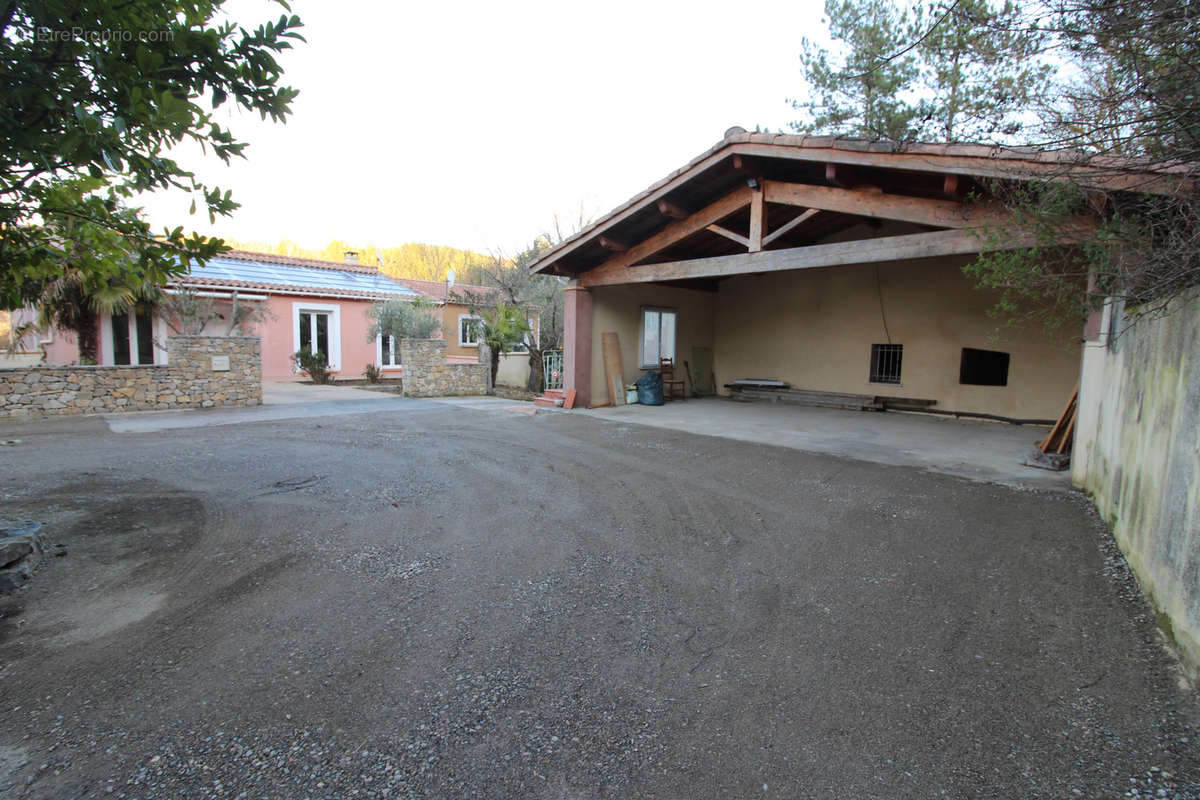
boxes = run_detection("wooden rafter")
[598,235,629,252]
[580,225,1091,288]
[592,186,753,272]
[656,199,690,219]
[761,208,823,247]
[705,225,751,247]
[762,180,1009,229]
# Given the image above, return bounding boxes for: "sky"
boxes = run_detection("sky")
[138,0,827,255]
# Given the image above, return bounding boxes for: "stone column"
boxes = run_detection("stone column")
[563,282,593,407]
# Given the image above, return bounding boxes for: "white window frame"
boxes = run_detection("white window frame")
[458,313,482,347]
[99,311,168,366]
[640,307,677,368]
[375,332,402,370]
[292,301,342,371]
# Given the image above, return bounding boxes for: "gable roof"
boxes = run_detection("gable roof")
[179,250,423,301]
[529,130,1192,278]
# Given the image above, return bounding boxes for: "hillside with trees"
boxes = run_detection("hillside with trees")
[227,239,497,285]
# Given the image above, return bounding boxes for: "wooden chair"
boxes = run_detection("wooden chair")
[660,357,686,400]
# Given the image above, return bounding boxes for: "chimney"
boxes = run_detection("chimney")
[343,250,359,265]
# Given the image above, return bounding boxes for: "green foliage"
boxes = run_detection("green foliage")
[477,304,531,356]
[791,0,1050,142]
[367,297,442,341]
[293,349,331,384]
[363,363,381,383]
[792,0,923,140]
[160,289,274,336]
[0,1,304,309]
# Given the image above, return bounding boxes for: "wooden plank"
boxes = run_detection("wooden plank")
[763,180,1009,229]
[657,199,690,219]
[593,186,753,273]
[943,173,965,199]
[748,190,765,252]
[600,332,623,407]
[564,389,577,409]
[705,225,751,248]
[761,208,823,247]
[581,225,1084,288]
[598,235,628,252]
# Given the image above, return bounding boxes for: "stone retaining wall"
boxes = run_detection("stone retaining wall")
[0,336,261,418]
[400,339,488,397]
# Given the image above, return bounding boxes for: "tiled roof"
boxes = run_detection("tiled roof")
[220,249,384,274]
[392,277,502,304]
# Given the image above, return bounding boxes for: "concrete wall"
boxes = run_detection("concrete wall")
[714,256,1079,419]
[1073,290,1200,679]
[589,284,717,405]
[399,338,488,397]
[0,336,261,418]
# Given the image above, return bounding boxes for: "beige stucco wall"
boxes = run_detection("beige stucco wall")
[714,256,1079,419]
[589,284,717,405]
[1073,291,1200,680]
[495,352,532,388]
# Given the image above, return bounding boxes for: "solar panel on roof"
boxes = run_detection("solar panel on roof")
[189,258,421,297]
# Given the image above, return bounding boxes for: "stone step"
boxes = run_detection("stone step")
[534,396,564,408]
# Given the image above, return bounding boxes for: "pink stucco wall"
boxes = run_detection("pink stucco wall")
[259,294,382,380]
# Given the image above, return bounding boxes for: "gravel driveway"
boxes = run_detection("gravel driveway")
[0,402,1196,798]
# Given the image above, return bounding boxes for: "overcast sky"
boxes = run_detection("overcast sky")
[138,0,827,254]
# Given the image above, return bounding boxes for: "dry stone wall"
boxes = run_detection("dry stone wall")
[0,336,261,418]
[400,339,488,397]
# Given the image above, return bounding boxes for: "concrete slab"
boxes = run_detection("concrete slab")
[261,381,399,405]
[581,397,1070,491]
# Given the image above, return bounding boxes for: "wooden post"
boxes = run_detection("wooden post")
[748,189,765,252]
[563,283,593,408]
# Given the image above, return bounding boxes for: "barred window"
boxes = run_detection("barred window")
[869,343,903,384]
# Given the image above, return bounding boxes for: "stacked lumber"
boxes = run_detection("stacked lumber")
[726,385,885,411]
[1037,387,1078,455]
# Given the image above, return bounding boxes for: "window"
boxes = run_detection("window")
[458,314,482,347]
[641,308,676,368]
[105,310,160,365]
[960,347,1010,386]
[869,343,903,384]
[293,302,341,370]
[379,333,399,368]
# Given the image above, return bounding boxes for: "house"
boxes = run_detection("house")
[26,249,534,385]
[527,130,1182,417]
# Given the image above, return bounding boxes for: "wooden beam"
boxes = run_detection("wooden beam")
[581,225,1089,288]
[763,180,1009,229]
[656,199,690,219]
[598,235,628,253]
[748,190,765,252]
[825,163,854,188]
[594,186,753,273]
[761,208,823,247]
[705,225,751,247]
[943,173,965,199]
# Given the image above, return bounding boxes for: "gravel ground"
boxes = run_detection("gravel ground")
[0,402,1196,799]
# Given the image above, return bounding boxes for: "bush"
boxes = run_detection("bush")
[293,349,333,384]
[363,363,381,383]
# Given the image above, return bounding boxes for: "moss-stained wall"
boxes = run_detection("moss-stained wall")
[1073,290,1200,680]
[714,256,1079,419]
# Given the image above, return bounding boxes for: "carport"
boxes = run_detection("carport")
[528,130,1146,422]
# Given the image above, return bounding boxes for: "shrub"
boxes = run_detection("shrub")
[293,349,333,384]
[363,363,382,383]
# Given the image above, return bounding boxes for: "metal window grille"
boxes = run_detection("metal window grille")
[870,343,903,384]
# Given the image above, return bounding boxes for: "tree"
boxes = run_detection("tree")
[366,297,442,341]
[0,1,304,309]
[459,235,565,393]
[468,304,531,391]
[791,0,924,140]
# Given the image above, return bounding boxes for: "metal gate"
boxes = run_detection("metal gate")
[543,350,563,391]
